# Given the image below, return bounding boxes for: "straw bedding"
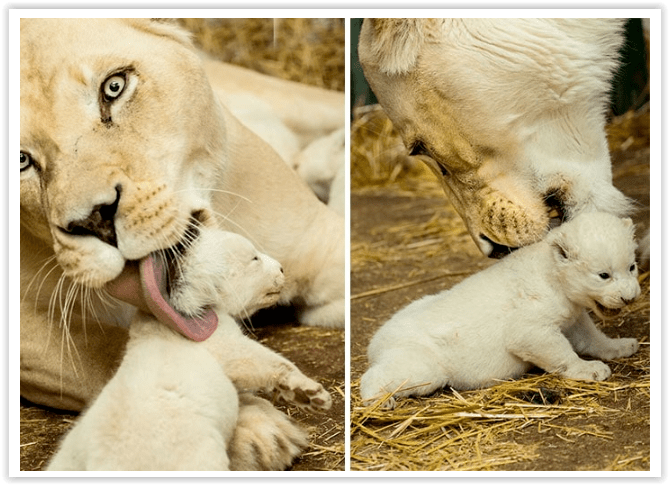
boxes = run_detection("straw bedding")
[349,104,651,471]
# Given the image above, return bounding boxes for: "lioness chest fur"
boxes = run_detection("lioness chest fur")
[360,212,640,408]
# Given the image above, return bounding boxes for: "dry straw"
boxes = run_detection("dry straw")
[350,103,651,471]
[350,352,650,471]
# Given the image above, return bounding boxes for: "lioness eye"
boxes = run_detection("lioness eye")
[629,263,636,272]
[102,74,126,101]
[409,140,429,158]
[20,151,32,171]
[599,272,610,280]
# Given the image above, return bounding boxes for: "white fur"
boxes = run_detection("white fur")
[293,127,346,208]
[169,229,285,319]
[360,212,640,408]
[48,229,331,471]
[359,19,632,255]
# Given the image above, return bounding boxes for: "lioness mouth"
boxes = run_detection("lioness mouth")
[480,234,518,259]
[105,215,219,341]
[544,190,567,230]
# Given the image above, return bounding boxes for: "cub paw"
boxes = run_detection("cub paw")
[359,368,399,410]
[277,372,332,413]
[598,338,639,360]
[228,393,308,471]
[563,359,612,382]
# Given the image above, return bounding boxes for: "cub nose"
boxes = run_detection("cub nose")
[59,185,121,247]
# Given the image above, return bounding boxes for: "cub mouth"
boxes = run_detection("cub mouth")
[593,300,623,319]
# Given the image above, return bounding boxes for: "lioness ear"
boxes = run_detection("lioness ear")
[362,18,426,75]
[125,19,194,48]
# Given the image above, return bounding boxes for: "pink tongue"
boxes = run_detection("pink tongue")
[105,254,218,342]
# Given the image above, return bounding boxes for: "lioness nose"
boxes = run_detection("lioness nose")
[60,185,121,247]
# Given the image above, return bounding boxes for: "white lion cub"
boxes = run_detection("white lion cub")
[48,229,331,471]
[360,212,641,408]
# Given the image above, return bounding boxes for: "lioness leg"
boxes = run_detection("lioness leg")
[20,303,127,412]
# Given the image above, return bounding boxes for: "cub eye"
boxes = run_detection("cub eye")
[252,256,259,262]
[102,74,126,102]
[629,263,637,272]
[20,151,33,171]
[598,272,610,280]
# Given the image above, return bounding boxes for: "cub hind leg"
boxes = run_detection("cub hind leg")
[360,348,448,409]
[228,393,308,471]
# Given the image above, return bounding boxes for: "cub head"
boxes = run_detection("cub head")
[549,212,640,319]
[358,18,630,257]
[169,229,285,319]
[20,18,225,288]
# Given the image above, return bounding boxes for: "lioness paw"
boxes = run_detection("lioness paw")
[277,373,332,413]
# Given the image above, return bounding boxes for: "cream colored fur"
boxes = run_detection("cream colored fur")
[360,212,640,408]
[359,18,633,256]
[206,57,345,213]
[293,127,346,214]
[47,229,330,470]
[20,18,343,416]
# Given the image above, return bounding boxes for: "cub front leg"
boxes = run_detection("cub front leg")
[564,310,639,361]
[506,323,612,382]
[203,315,332,413]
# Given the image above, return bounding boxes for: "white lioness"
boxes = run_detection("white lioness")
[358,19,633,257]
[47,229,331,471]
[360,212,640,408]
[20,17,343,448]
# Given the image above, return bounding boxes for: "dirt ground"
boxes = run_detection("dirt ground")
[350,108,652,471]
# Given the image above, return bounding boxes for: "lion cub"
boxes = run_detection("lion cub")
[360,212,641,408]
[48,229,331,471]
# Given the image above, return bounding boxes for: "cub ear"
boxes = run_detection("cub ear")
[552,239,568,261]
[361,18,426,75]
[621,217,634,228]
[551,233,575,263]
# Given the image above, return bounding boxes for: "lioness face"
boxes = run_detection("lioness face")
[359,19,629,258]
[20,19,224,287]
